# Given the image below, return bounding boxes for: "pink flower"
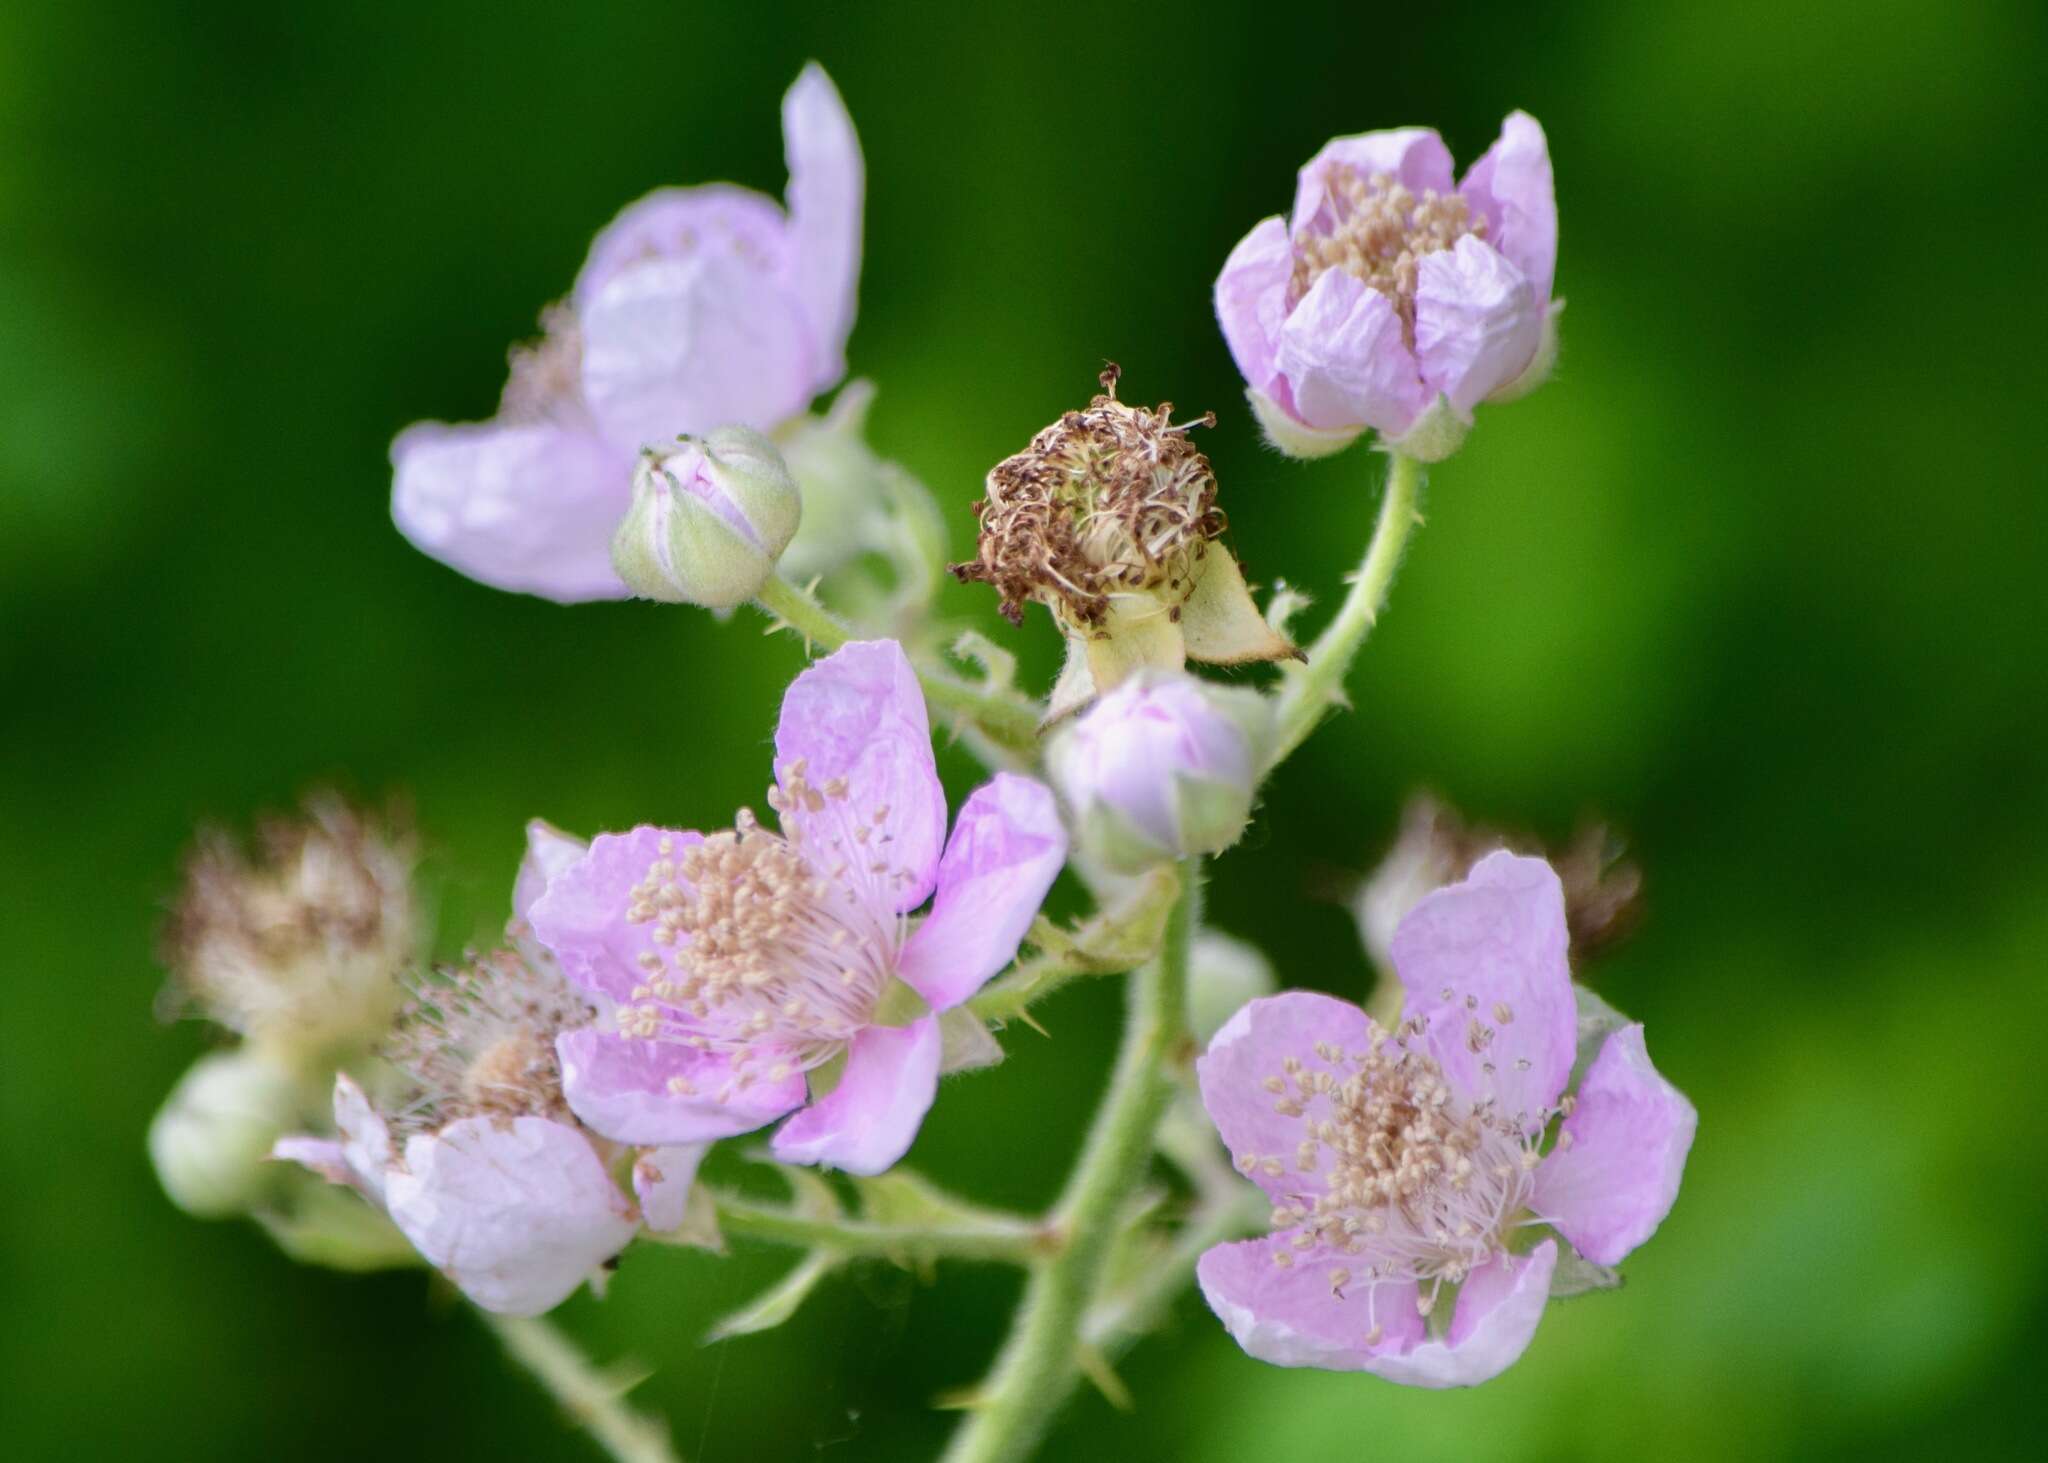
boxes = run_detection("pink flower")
[529,640,1067,1175]
[392,64,862,602]
[1195,852,1693,1386]
[1215,114,1557,461]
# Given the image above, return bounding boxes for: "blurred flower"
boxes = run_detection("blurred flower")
[951,366,1295,716]
[610,428,801,607]
[529,640,1067,1176]
[149,1047,309,1218]
[1049,670,1272,871]
[161,795,416,1065]
[1216,114,1558,461]
[391,63,862,602]
[1196,853,1693,1386]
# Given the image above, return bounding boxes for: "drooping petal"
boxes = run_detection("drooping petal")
[897,774,1066,1010]
[332,1072,393,1203]
[1197,991,1376,1202]
[1197,1232,1425,1369]
[513,819,588,925]
[1459,111,1557,306]
[1412,236,1541,414]
[632,1143,712,1233]
[773,640,947,913]
[1533,1024,1696,1264]
[1275,270,1429,437]
[1361,1240,1557,1388]
[555,1027,805,1145]
[1214,216,1293,396]
[528,827,702,1005]
[1292,128,1455,236]
[572,184,790,312]
[1391,850,1576,1132]
[769,1016,942,1175]
[271,1137,354,1189]
[383,1116,636,1317]
[781,63,863,383]
[390,421,633,603]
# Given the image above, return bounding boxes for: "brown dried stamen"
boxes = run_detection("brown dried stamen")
[500,301,585,425]
[1290,168,1484,344]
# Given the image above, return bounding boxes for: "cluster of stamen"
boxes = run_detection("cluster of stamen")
[500,301,585,425]
[1290,167,1484,343]
[950,365,1225,628]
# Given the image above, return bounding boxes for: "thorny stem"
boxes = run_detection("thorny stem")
[480,1311,680,1463]
[1266,449,1425,770]
[940,860,1201,1463]
[711,1193,1052,1264]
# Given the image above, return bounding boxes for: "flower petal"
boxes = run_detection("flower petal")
[1459,111,1556,305]
[781,63,863,383]
[1275,269,1428,436]
[769,1016,941,1175]
[390,421,633,603]
[384,1116,636,1317]
[1533,1024,1696,1264]
[528,827,701,1005]
[572,184,790,312]
[773,640,947,913]
[1361,1241,1557,1388]
[1413,236,1541,414]
[1292,128,1454,236]
[632,1142,711,1233]
[1214,215,1293,395]
[1196,991,1376,1202]
[896,774,1066,1010]
[1196,1233,1424,1370]
[1391,850,1576,1132]
[555,1027,805,1145]
[332,1072,393,1203]
[513,819,588,926]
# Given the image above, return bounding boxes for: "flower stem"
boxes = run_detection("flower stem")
[1266,449,1425,771]
[711,1193,1051,1264]
[940,860,1201,1463]
[480,1311,680,1463]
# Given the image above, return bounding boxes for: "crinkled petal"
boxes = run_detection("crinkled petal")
[579,251,819,449]
[1533,1024,1696,1264]
[528,827,701,1005]
[383,1116,636,1317]
[1197,991,1376,1202]
[1197,1233,1425,1369]
[774,640,947,913]
[770,1016,941,1175]
[1292,128,1454,235]
[1214,216,1293,396]
[1459,111,1556,305]
[555,1027,805,1145]
[782,63,863,383]
[632,1143,711,1233]
[1413,236,1541,413]
[572,184,790,311]
[897,774,1066,1010]
[391,421,633,603]
[1362,1241,1557,1388]
[1275,269,1428,436]
[1391,851,1576,1132]
[513,819,588,925]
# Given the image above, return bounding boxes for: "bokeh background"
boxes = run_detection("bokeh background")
[5,1,2044,1457]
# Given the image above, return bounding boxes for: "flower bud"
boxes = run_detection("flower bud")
[149,1048,308,1218]
[1187,930,1278,1045]
[1049,671,1272,871]
[611,427,800,608]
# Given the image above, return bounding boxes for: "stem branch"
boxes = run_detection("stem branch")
[480,1311,680,1463]
[711,1194,1050,1264]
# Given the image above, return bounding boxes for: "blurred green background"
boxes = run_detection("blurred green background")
[4,0,2044,1457]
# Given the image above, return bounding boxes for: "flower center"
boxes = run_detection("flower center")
[1290,167,1484,345]
[388,948,591,1136]
[499,302,586,426]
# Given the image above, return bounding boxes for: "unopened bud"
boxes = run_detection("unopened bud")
[1188,930,1278,1045]
[612,427,800,608]
[149,1049,308,1218]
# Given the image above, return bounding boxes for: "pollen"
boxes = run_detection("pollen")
[1290,168,1484,345]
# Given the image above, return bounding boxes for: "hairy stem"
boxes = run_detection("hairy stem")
[712,1194,1051,1264]
[941,860,1201,1463]
[480,1311,680,1463]
[1266,450,1425,770]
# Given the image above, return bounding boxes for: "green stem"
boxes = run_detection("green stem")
[1081,1186,1268,1354]
[711,1194,1051,1264]
[480,1311,680,1463]
[941,860,1201,1463]
[1266,450,1425,770]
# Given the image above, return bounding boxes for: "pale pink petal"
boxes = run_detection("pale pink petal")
[1292,128,1454,235]
[773,640,947,913]
[513,819,588,925]
[1362,1241,1557,1388]
[271,1136,355,1188]
[1214,216,1293,396]
[1275,269,1428,436]
[555,1027,805,1145]
[1197,1233,1425,1369]
[383,1116,637,1317]
[769,1017,941,1175]
[1533,1025,1696,1264]
[528,827,700,1005]
[390,421,633,603]
[332,1073,393,1203]
[1459,111,1557,305]
[781,62,863,382]
[1413,236,1541,413]
[897,774,1067,1011]
[1196,991,1375,1202]
[572,184,790,311]
[1391,851,1576,1132]
[632,1142,711,1232]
